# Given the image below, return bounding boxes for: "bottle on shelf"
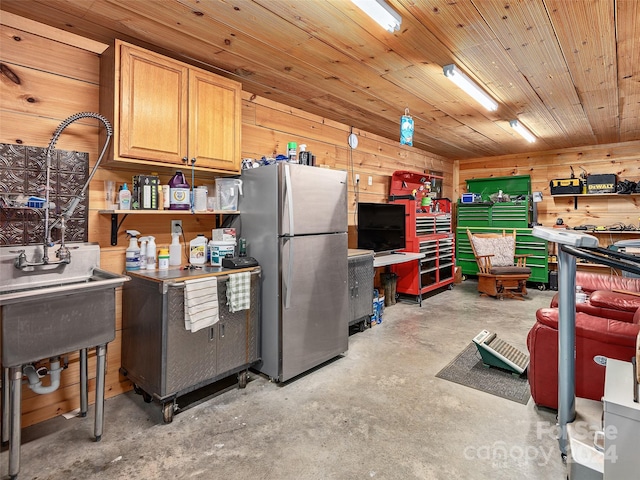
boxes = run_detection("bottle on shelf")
[119,183,131,210]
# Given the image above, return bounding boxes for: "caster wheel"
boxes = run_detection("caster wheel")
[537,283,547,291]
[133,384,143,395]
[142,391,152,403]
[448,284,454,290]
[358,321,365,332]
[238,370,248,389]
[162,402,175,423]
[462,275,467,281]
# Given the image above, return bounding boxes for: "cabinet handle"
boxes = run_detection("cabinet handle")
[209,327,215,341]
[182,156,188,164]
[220,324,225,338]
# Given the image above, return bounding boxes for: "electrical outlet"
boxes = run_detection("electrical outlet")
[355,174,360,183]
[171,220,182,234]
[368,176,373,186]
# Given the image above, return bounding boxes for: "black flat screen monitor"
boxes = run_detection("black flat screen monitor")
[357,202,406,254]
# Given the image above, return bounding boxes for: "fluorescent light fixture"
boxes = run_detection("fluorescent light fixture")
[509,119,536,143]
[443,64,498,111]
[351,0,402,33]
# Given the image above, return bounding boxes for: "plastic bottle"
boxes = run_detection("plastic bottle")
[170,233,182,266]
[158,248,170,270]
[125,230,141,271]
[146,236,157,269]
[287,142,297,163]
[169,170,190,210]
[189,234,208,265]
[576,285,587,304]
[298,144,312,165]
[139,237,149,270]
[119,182,131,210]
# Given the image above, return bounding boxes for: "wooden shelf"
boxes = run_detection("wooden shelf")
[97,209,239,215]
[98,209,240,245]
[551,193,640,197]
[551,192,640,209]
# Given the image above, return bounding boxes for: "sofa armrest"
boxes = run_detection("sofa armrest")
[535,308,640,348]
[589,290,640,315]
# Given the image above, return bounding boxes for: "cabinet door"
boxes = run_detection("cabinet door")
[188,69,241,172]
[119,43,188,164]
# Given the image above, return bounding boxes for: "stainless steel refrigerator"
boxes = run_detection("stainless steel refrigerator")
[240,163,348,382]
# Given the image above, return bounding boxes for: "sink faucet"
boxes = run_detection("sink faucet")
[15,112,113,270]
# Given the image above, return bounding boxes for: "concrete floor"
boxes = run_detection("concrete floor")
[2,280,568,480]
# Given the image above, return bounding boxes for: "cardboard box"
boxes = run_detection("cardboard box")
[132,175,159,210]
[550,178,582,195]
[587,174,617,194]
[211,228,236,242]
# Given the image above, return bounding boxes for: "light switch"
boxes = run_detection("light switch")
[368,176,373,186]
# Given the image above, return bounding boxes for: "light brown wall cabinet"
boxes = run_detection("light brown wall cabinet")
[100,40,241,173]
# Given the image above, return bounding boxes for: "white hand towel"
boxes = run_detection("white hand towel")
[184,277,219,332]
[226,271,251,313]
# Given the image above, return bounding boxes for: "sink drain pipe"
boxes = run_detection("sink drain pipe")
[23,357,63,395]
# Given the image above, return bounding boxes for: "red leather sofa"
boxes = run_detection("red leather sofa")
[527,272,640,409]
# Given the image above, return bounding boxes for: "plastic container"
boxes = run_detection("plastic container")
[189,234,208,265]
[216,178,243,211]
[169,233,182,266]
[119,183,131,210]
[194,186,208,212]
[158,248,170,270]
[169,170,190,210]
[146,236,157,269]
[139,237,149,270]
[209,240,236,266]
[125,230,141,271]
[576,285,587,304]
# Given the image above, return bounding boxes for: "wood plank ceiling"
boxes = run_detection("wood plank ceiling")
[1,0,638,160]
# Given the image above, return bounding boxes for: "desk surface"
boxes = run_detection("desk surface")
[373,252,425,268]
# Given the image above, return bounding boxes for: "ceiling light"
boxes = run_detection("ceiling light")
[351,0,402,33]
[509,120,536,143]
[442,64,498,112]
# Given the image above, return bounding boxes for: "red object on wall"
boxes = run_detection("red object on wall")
[388,170,455,300]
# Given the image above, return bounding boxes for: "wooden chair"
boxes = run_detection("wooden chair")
[466,229,532,300]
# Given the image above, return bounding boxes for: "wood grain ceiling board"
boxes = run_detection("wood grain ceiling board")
[616,0,640,142]
[470,0,596,141]
[546,0,620,144]
[1,0,638,161]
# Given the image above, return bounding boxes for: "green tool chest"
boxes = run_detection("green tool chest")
[456,175,548,285]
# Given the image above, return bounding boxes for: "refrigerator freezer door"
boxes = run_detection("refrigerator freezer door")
[280,232,348,382]
[280,164,347,236]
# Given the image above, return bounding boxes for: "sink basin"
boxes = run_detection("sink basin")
[0,243,129,367]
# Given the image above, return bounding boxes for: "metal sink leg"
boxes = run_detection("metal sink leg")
[9,365,22,479]
[94,344,107,441]
[2,367,9,445]
[80,349,88,417]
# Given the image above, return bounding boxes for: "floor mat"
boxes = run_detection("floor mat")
[435,342,530,405]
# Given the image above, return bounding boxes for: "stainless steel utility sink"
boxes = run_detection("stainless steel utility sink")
[0,243,129,367]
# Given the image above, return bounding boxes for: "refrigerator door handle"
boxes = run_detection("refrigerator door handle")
[283,237,293,309]
[284,164,295,235]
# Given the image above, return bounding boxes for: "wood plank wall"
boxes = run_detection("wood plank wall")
[456,143,640,234]
[1,14,450,427]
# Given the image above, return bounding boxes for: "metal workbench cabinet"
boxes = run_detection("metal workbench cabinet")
[120,267,260,423]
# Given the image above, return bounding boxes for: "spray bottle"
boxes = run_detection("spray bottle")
[146,236,157,269]
[170,232,182,266]
[139,237,149,270]
[125,230,141,271]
